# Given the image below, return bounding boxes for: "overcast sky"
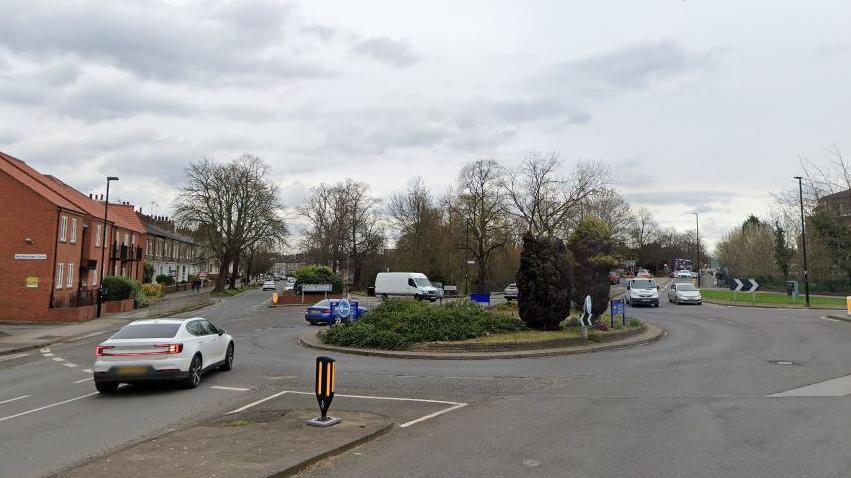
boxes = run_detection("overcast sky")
[2,0,850,249]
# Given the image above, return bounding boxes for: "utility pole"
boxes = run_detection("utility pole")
[464,220,469,296]
[794,176,811,307]
[96,176,119,318]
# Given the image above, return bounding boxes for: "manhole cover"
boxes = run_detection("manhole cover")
[769,360,798,365]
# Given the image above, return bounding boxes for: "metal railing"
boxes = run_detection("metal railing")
[51,289,96,308]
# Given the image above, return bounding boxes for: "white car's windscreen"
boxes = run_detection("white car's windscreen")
[677,284,698,291]
[631,280,655,289]
[414,278,432,287]
[111,323,181,339]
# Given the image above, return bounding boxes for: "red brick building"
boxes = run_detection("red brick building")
[0,151,146,322]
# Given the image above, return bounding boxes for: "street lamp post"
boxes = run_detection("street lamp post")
[464,220,470,296]
[96,176,119,318]
[794,176,811,307]
[691,212,700,288]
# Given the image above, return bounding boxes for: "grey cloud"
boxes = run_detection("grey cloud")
[58,80,194,121]
[486,98,590,125]
[350,37,419,68]
[624,190,734,213]
[0,0,333,84]
[544,39,711,100]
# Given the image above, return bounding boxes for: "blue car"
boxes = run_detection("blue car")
[304,299,367,325]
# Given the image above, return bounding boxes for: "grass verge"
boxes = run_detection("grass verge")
[701,289,847,308]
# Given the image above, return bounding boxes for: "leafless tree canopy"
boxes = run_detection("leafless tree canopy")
[173,154,287,291]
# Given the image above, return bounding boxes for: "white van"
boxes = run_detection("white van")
[375,272,440,302]
[625,278,660,307]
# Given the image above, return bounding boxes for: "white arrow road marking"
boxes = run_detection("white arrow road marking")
[0,395,30,406]
[0,392,98,423]
[0,353,30,362]
[768,373,851,397]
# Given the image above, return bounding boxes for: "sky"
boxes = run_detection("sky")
[1,0,850,250]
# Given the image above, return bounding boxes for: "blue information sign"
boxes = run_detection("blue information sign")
[336,299,352,318]
[612,299,624,315]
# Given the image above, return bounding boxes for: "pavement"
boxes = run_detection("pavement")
[0,287,214,355]
[3,279,851,477]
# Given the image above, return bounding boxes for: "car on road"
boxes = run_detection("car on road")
[625,278,660,307]
[305,299,368,325]
[375,272,440,301]
[504,283,518,301]
[675,269,692,279]
[668,282,702,305]
[261,280,277,291]
[93,318,234,393]
[636,269,652,279]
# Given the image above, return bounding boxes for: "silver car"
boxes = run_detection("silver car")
[504,283,518,301]
[667,282,702,305]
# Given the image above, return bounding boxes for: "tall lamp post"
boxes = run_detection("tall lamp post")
[96,176,119,318]
[794,176,811,307]
[691,212,701,288]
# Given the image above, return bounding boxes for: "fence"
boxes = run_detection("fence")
[133,291,212,318]
[51,289,97,308]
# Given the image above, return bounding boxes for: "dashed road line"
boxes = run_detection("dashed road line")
[0,392,98,423]
[42,353,55,357]
[62,362,79,368]
[0,395,30,406]
[210,386,251,392]
[0,353,30,362]
[52,357,65,362]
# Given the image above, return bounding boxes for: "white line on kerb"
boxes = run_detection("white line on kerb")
[0,392,98,423]
[210,386,250,392]
[0,353,30,362]
[0,395,30,406]
[227,390,468,428]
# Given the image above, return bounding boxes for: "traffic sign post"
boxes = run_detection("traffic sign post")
[610,299,625,328]
[579,295,592,339]
[306,356,341,428]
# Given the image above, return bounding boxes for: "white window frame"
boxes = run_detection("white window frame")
[67,263,74,288]
[95,224,102,247]
[56,263,64,289]
[59,215,68,242]
[92,269,98,286]
[70,218,78,243]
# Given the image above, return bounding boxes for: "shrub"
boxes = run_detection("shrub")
[155,274,175,286]
[293,265,343,293]
[101,276,139,301]
[322,299,527,350]
[628,319,643,328]
[516,234,572,331]
[141,283,164,300]
[568,217,617,318]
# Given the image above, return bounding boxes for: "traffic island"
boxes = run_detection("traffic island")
[299,323,666,360]
[53,409,392,478]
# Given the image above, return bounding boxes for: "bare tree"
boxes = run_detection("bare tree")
[447,159,510,287]
[388,177,437,271]
[173,154,287,292]
[338,180,385,287]
[504,153,610,238]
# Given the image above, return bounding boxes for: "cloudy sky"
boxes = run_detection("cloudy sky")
[2,0,850,249]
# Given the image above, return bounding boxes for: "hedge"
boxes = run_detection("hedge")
[293,265,343,293]
[322,299,527,350]
[155,274,175,286]
[101,276,141,301]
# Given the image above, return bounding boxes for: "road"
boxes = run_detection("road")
[2,283,850,477]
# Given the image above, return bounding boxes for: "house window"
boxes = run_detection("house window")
[92,269,98,286]
[56,263,64,289]
[67,263,74,288]
[95,224,102,246]
[70,218,78,243]
[124,233,129,246]
[59,216,68,242]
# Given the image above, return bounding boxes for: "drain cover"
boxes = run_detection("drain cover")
[769,360,798,365]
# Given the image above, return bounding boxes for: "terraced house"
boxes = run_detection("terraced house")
[139,214,199,283]
[0,151,146,322]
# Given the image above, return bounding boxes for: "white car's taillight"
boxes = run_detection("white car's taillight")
[156,343,184,354]
[96,345,114,356]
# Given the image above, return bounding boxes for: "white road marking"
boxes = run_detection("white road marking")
[226,391,289,414]
[820,317,840,322]
[0,353,30,362]
[42,353,55,357]
[768,373,851,397]
[62,362,79,368]
[0,392,98,423]
[210,386,250,392]
[0,395,30,406]
[73,377,93,384]
[82,369,93,374]
[399,403,468,428]
[40,347,51,353]
[52,357,64,362]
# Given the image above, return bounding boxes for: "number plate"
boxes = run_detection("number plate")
[116,366,148,376]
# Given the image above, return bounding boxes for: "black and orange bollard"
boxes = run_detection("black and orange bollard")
[306,356,341,427]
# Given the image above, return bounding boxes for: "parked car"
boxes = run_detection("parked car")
[608,271,621,285]
[374,272,440,301]
[504,283,519,301]
[93,318,234,393]
[305,299,368,325]
[261,280,277,291]
[624,278,659,307]
[668,282,702,305]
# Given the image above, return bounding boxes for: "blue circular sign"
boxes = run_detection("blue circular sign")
[336,299,352,318]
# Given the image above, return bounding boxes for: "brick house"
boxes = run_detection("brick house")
[139,213,199,283]
[0,151,146,322]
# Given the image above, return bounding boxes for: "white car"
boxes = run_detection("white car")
[261,280,277,291]
[668,282,703,305]
[93,318,234,393]
[675,270,692,279]
[625,278,660,307]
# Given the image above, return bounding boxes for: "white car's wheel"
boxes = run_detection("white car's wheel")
[183,354,203,389]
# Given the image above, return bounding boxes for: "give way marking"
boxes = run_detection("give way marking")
[226,390,468,428]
